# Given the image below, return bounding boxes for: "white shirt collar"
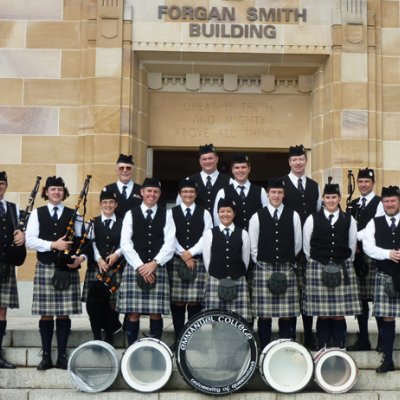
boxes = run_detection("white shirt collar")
[234,180,250,190]
[219,223,235,233]
[101,213,116,222]
[200,170,219,184]
[359,191,376,204]
[47,203,64,213]
[385,213,400,225]
[323,208,339,219]
[288,172,306,188]
[117,180,133,192]
[266,203,284,217]
[180,203,195,213]
[140,203,158,215]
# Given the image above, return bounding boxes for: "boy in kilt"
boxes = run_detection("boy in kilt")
[119,178,175,345]
[347,168,385,351]
[363,185,400,372]
[104,154,142,218]
[81,188,124,344]
[202,198,252,322]
[169,178,213,340]
[248,178,302,350]
[0,171,25,369]
[303,183,360,349]
[282,144,321,350]
[26,176,86,370]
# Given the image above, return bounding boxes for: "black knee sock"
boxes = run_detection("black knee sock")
[278,319,294,339]
[187,304,202,321]
[257,318,272,350]
[56,319,71,357]
[126,320,140,346]
[288,317,297,340]
[316,318,330,349]
[357,300,369,343]
[0,320,6,351]
[381,320,395,362]
[376,316,383,347]
[171,304,186,339]
[332,319,347,348]
[150,318,163,340]
[302,314,313,340]
[39,319,54,355]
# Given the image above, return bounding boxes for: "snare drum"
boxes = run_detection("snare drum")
[121,338,173,393]
[67,340,119,393]
[176,309,258,396]
[314,348,358,394]
[259,339,314,393]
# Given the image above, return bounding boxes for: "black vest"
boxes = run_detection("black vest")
[172,205,204,250]
[224,184,263,231]
[310,210,351,264]
[282,176,319,225]
[93,216,123,259]
[37,205,74,264]
[104,182,142,218]
[350,195,381,231]
[257,206,295,263]
[190,172,230,214]
[131,207,166,263]
[374,216,400,275]
[0,202,18,262]
[209,227,246,279]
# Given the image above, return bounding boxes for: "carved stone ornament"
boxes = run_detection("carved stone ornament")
[346,24,364,44]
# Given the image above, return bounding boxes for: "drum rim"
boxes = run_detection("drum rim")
[67,340,120,393]
[260,339,314,393]
[314,348,358,394]
[120,338,173,393]
[176,309,258,396]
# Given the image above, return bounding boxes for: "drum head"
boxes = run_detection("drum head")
[176,310,258,396]
[260,339,314,393]
[314,348,358,394]
[68,340,119,393]
[121,338,173,393]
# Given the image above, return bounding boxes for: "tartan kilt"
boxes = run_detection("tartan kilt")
[356,255,376,300]
[373,272,400,318]
[117,264,170,315]
[32,261,82,316]
[203,275,252,322]
[0,265,19,309]
[168,256,207,303]
[252,262,299,318]
[303,259,361,317]
[81,266,123,304]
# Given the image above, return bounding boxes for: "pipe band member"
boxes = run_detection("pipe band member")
[303,182,360,349]
[26,176,85,370]
[249,178,302,350]
[119,177,176,346]
[363,185,400,373]
[202,198,252,322]
[0,171,25,369]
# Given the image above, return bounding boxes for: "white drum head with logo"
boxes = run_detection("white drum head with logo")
[260,339,314,393]
[68,340,119,393]
[314,348,358,394]
[121,338,173,393]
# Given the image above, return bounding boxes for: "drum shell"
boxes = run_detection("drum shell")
[313,348,358,394]
[67,340,119,393]
[259,339,314,393]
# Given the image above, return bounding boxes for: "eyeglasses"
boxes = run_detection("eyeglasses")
[118,166,132,171]
[180,189,196,194]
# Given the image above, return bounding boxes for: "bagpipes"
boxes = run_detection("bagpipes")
[345,169,356,215]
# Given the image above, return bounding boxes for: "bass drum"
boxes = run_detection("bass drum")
[314,348,358,394]
[67,340,119,393]
[176,310,258,396]
[121,338,173,393]
[259,339,314,393]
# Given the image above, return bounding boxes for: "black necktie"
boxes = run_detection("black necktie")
[0,202,5,218]
[146,209,153,223]
[52,207,58,221]
[122,185,128,199]
[238,185,246,201]
[360,197,367,211]
[185,208,191,220]
[104,219,112,230]
[206,176,212,191]
[329,214,334,225]
[298,178,305,193]
[273,209,279,222]
[224,227,230,240]
[390,217,396,232]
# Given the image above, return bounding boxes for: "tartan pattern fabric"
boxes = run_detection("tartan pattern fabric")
[203,275,252,322]
[117,263,170,314]
[373,272,400,317]
[252,261,299,318]
[0,266,19,308]
[32,261,82,315]
[302,259,361,316]
[356,255,376,300]
[168,256,207,303]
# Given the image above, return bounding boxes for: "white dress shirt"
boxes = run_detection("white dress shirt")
[116,180,133,197]
[288,172,322,211]
[355,192,385,241]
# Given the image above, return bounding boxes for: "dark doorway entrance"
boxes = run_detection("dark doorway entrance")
[153,150,289,206]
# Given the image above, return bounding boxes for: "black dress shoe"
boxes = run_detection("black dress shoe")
[347,338,371,351]
[376,358,395,373]
[55,354,68,370]
[0,352,16,369]
[37,354,53,371]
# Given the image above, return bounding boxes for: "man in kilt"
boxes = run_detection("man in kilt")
[303,183,360,349]
[282,144,321,349]
[363,185,400,373]
[26,176,86,370]
[104,154,142,218]
[82,188,124,344]
[347,168,384,351]
[0,171,25,369]
[202,198,252,322]
[248,178,302,350]
[169,178,212,340]
[119,177,175,345]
